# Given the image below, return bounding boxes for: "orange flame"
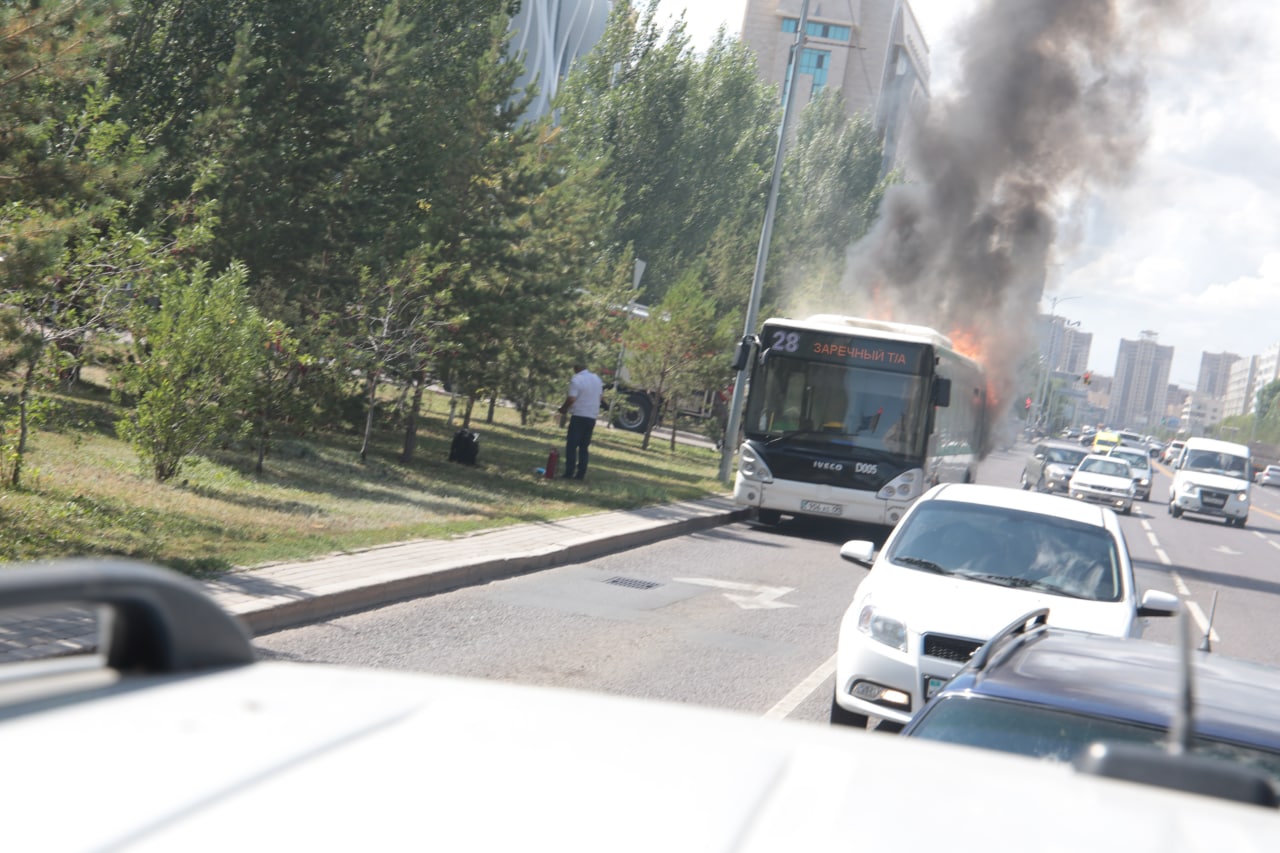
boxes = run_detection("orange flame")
[947,327,984,363]
[948,326,1002,412]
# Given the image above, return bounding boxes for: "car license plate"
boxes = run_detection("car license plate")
[800,500,843,516]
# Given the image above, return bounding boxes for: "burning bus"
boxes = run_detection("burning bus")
[733,314,988,527]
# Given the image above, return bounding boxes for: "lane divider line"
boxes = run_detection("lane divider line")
[766,652,837,720]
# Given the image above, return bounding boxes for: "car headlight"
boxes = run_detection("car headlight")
[876,468,923,501]
[737,444,773,483]
[1138,478,1150,487]
[1237,491,1248,502]
[857,604,908,652]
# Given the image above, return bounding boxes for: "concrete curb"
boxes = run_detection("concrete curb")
[209,497,750,636]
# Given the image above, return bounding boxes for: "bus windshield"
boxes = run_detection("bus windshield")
[743,356,929,457]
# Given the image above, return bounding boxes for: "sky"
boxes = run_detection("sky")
[651,0,1280,389]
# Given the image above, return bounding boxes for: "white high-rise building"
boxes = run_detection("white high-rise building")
[1223,356,1258,418]
[508,0,614,120]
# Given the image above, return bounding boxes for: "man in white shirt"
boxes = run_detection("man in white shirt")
[557,361,604,480]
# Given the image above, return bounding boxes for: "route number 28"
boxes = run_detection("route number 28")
[770,331,800,352]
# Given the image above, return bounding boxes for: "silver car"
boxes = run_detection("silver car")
[1108,447,1153,501]
[1021,441,1089,494]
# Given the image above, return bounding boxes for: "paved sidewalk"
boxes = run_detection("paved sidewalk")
[204,495,749,636]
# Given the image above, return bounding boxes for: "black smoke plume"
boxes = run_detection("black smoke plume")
[842,0,1183,447]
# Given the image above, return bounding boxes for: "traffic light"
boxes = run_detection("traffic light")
[1025,396,1032,410]
[1082,371,1092,385]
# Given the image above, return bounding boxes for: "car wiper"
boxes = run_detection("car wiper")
[960,572,1091,599]
[958,572,1038,589]
[765,429,852,447]
[1020,580,1089,599]
[894,556,949,574]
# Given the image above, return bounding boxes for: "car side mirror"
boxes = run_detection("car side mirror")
[730,335,756,371]
[1137,589,1180,617]
[839,540,876,568]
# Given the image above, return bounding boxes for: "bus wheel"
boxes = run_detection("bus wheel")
[612,391,652,433]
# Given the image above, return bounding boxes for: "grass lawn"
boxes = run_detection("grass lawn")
[1,376,728,576]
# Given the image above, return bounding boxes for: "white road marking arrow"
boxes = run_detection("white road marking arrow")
[1213,546,1242,556]
[675,577,797,610]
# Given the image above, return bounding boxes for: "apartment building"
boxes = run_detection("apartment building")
[1196,351,1238,400]
[1222,355,1257,418]
[740,0,929,169]
[1106,331,1173,431]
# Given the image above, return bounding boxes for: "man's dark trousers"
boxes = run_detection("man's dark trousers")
[564,415,596,479]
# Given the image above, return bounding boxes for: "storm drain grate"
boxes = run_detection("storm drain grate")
[604,576,661,590]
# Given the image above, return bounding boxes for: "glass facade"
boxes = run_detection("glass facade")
[781,18,852,41]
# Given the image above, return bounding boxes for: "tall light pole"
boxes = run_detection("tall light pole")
[717,0,813,482]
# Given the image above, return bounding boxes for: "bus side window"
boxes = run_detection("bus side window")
[933,377,952,407]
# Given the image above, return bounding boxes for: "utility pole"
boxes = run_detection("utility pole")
[718,0,812,483]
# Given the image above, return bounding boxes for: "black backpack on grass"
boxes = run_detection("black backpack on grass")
[448,429,479,465]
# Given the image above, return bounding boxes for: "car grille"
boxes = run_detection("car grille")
[922,633,983,663]
[1201,489,1228,508]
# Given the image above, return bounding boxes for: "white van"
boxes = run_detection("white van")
[1169,436,1251,527]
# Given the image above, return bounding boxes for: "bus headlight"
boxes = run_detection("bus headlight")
[737,444,773,483]
[877,469,923,502]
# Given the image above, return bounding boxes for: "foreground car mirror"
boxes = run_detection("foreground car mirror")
[1137,589,1180,617]
[839,540,876,568]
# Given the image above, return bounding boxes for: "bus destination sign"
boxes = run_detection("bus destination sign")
[762,325,929,373]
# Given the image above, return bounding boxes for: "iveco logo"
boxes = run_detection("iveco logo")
[813,461,844,472]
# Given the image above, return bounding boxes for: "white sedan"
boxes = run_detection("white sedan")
[1069,453,1136,515]
[831,484,1179,729]
[1256,465,1280,487]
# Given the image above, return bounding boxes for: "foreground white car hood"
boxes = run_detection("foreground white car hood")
[5,661,1277,852]
[855,563,1137,641]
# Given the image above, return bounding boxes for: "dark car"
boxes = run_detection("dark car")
[902,611,1280,805]
[1020,440,1089,493]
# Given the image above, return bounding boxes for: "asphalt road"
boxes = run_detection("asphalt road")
[255,440,1280,726]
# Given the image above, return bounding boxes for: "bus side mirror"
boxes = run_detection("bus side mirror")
[932,377,952,407]
[730,336,756,371]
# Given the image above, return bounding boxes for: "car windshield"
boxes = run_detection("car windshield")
[1046,448,1087,465]
[1079,458,1130,478]
[1110,452,1149,472]
[1184,450,1250,480]
[886,501,1123,601]
[909,697,1280,793]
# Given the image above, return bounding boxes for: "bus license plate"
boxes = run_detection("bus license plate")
[800,500,843,516]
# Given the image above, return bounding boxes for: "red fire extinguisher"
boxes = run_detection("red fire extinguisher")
[545,447,558,479]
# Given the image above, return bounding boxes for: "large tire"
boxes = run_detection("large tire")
[1170,503,1183,519]
[1019,470,1030,490]
[612,391,653,433]
[755,509,782,526]
[830,692,869,728]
